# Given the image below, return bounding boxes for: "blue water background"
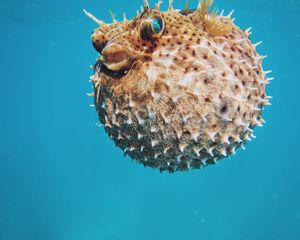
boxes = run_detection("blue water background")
[0,0,299,239]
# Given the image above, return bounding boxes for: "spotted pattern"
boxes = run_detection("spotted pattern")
[86,0,271,172]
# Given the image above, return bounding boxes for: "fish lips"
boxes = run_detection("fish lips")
[101,44,135,72]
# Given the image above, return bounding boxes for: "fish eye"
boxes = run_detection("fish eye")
[151,17,163,34]
[140,16,164,41]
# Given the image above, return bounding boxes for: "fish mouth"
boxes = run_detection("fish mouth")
[101,44,135,72]
[94,60,128,79]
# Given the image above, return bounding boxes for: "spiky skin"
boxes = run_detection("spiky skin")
[87,1,270,172]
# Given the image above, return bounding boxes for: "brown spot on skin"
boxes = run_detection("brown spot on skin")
[159,73,167,79]
[220,105,228,113]
[155,81,170,93]
[169,64,177,71]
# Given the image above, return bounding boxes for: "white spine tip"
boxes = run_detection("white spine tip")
[155,0,163,11]
[219,9,224,17]
[83,9,105,26]
[168,0,174,11]
[220,149,227,156]
[264,70,272,75]
[245,136,251,141]
[207,148,214,157]
[227,10,235,18]
[254,41,263,47]
[231,147,236,155]
[123,12,127,21]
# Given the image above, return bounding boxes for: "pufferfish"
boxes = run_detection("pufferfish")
[84,0,272,172]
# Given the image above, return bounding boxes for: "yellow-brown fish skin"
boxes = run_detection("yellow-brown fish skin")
[86,0,271,172]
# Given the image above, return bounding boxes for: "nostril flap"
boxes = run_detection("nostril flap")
[92,31,108,53]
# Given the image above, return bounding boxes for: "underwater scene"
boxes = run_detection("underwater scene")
[0,0,299,239]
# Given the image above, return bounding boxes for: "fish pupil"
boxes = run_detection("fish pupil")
[151,19,162,33]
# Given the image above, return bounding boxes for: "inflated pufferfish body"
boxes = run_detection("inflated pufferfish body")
[85,0,271,172]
